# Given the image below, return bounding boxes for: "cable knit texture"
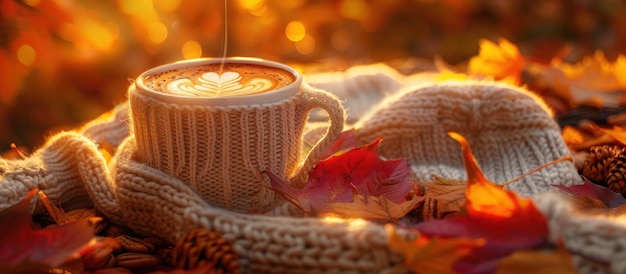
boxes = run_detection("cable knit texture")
[128,83,345,211]
[1,66,626,273]
[355,80,583,196]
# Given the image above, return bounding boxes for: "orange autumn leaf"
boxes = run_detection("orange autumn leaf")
[553,50,626,92]
[495,245,578,274]
[414,133,549,273]
[326,192,422,220]
[596,126,626,146]
[468,38,524,84]
[386,225,485,274]
[448,132,519,219]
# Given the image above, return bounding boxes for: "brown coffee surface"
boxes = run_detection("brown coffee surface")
[143,63,296,97]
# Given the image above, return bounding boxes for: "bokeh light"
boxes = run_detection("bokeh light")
[238,0,264,10]
[182,40,202,59]
[3,0,626,149]
[295,34,315,55]
[331,30,352,51]
[154,0,182,12]
[285,21,306,42]
[339,0,369,21]
[17,45,36,66]
[148,22,168,44]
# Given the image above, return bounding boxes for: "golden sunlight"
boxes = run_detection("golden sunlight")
[347,219,367,231]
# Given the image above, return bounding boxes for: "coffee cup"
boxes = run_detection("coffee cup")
[128,57,345,212]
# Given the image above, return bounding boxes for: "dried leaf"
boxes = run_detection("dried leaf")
[386,225,485,274]
[38,191,71,224]
[267,138,413,214]
[415,176,466,221]
[597,126,626,147]
[326,193,421,220]
[495,246,577,274]
[0,189,97,272]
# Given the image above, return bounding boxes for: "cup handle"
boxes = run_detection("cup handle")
[290,84,346,188]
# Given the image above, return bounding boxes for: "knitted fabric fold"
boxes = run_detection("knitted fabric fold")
[304,64,406,124]
[354,80,582,196]
[533,192,626,273]
[113,136,407,273]
[0,132,124,223]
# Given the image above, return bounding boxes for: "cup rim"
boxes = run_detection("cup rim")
[134,57,302,106]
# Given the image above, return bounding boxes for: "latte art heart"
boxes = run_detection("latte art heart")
[167,71,274,97]
[143,63,296,98]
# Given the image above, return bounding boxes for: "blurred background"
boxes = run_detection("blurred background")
[2,0,626,149]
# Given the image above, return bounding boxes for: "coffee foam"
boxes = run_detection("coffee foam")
[144,63,296,97]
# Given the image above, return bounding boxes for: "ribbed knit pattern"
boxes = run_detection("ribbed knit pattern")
[128,83,345,211]
[354,80,582,196]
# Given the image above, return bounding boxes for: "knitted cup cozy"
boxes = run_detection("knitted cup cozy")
[128,83,345,212]
[354,80,583,196]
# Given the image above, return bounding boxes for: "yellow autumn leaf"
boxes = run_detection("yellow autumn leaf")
[386,225,486,274]
[468,38,524,84]
[554,50,626,92]
[597,126,626,146]
[326,193,422,220]
[495,247,578,274]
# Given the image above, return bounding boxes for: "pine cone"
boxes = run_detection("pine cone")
[582,145,623,185]
[173,228,241,274]
[607,151,626,196]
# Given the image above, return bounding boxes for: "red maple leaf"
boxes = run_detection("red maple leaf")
[0,189,97,272]
[555,177,626,208]
[265,138,413,215]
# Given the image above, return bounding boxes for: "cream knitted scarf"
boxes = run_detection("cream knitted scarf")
[0,65,624,273]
